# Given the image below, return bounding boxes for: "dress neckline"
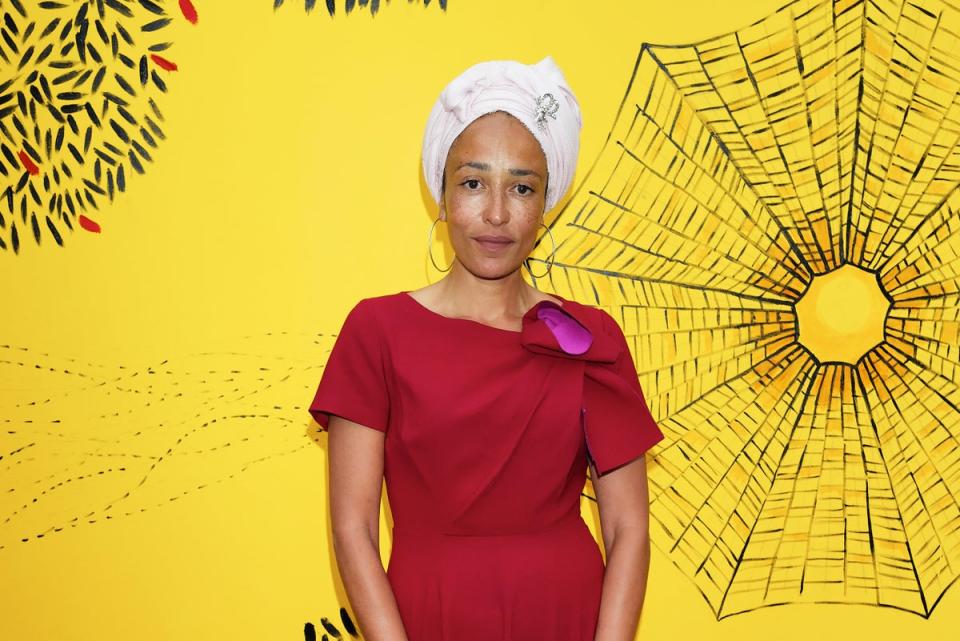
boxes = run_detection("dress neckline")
[398,290,567,335]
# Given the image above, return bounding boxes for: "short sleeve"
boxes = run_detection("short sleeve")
[581,311,664,476]
[308,299,390,433]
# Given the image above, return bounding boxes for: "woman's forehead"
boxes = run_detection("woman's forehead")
[446,113,547,166]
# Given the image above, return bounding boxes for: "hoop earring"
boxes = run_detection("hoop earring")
[524,221,556,280]
[427,215,454,272]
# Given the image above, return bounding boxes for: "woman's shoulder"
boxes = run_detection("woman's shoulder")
[345,291,408,320]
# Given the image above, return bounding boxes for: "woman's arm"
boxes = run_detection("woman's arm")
[327,415,408,641]
[591,454,653,641]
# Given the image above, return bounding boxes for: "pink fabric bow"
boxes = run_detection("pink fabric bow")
[519,298,665,476]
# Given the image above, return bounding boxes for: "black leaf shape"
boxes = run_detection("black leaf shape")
[53,69,79,84]
[2,29,20,54]
[70,68,92,88]
[115,22,132,45]
[21,140,41,164]
[86,42,102,64]
[113,72,135,96]
[138,0,165,15]
[338,607,358,636]
[39,74,52,99]
[128,148,143,174]
[21,20,36,41]
[83,102,100,128]
[35,42,53,64]
[45,214,63,245]
[40,17,60,38]
[319,617,342,638]
[105,0,134,18]
[82,178,105,195]
[94,19,109,44]
[130,139,150,162]
[30,211,39,243]
[17,44,34,69]
[47,102,66,122]
[151,69,166,92]
[115,104,136,124]
[91,66,106,93]
[103,91,129,106]
[139,126,156,147]
[109,118,129,144]
[94,148,116,166]
[3,12,18,35]
[66,143,83,164]
[144,115,164,139]
[141,17,171,31]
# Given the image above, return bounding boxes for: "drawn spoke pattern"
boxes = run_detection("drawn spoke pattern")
[542,0,960,619]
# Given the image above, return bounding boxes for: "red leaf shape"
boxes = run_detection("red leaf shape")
[179,0,198,24]
[150,54,178,71]
[17,150,39,175]
[78,215,101,233]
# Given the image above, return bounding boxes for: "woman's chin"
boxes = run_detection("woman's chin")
[461,258,525,280]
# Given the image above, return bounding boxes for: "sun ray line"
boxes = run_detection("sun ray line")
[860,6,944,267]
[625,99,813,287]
[718,358,822,616]
[644,44,818,277]
[851,0,909,265]
[855,356,929,612]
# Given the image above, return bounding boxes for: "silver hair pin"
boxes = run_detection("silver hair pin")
[535,92,560,130]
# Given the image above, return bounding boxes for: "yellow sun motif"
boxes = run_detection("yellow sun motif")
[533,0,960,619]
[795,264,890,363]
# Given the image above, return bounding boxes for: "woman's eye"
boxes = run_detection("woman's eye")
[517,184,533,195]
[463,179,481,189]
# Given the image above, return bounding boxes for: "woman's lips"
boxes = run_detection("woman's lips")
[474,237,514,252]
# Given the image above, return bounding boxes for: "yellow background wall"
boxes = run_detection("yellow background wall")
[2,0,957,639]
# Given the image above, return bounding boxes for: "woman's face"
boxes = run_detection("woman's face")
[439,110,549,280]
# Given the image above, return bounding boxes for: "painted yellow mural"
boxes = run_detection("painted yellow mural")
[1,0,958,639]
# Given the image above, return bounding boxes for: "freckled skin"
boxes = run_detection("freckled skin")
[439,110,549,281]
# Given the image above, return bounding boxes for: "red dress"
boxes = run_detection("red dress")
[308,290,664,641]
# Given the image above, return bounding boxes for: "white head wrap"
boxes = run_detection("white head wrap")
[421,56,583,213]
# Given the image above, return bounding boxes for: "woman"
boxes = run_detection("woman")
[308,56,664,641]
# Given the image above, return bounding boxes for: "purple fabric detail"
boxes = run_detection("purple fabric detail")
[536,306,593,355]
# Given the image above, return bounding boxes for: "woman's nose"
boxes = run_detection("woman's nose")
[483,190,509,225]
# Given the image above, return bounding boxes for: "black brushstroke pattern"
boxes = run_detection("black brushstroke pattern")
[272,0,447,15]
[0,0,183,252]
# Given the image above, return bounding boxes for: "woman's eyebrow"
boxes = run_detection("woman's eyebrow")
[457,161,491,171]
[455,161,542,179]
